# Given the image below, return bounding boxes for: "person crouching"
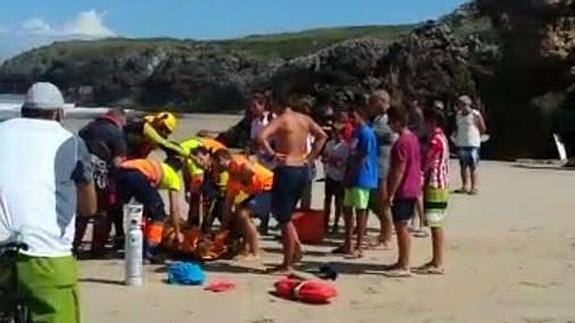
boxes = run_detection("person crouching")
[115,156,184,261]
[215,149,274,260]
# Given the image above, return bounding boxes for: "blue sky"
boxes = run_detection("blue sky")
[0,0,468,60]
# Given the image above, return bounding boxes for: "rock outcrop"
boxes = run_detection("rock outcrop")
[220,17,501,151]
[3,1,572,159]
[477,0,575,158]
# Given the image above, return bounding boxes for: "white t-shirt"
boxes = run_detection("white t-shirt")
[250,112,274,141]
[455,110,482,148]
[250,112,277,169]
[0,118,93,257]
[323,139,350,182]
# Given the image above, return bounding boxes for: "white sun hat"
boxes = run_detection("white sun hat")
[22,82,66,110]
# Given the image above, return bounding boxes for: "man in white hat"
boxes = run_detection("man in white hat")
[0,82,96,322]
[453,95,487,195]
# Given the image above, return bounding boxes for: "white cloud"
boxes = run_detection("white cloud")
[0,10,116,61]
[60,10,115,38]
[22,18,53,36]
[21,10,115,39]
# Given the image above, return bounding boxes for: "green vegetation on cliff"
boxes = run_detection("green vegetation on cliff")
[218,24,415,59]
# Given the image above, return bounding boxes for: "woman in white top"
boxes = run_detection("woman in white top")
[454,95,486,195]
[248,91,275,234]
[249,91,276,170]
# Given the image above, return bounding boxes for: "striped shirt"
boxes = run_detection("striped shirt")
[426,128,449,189]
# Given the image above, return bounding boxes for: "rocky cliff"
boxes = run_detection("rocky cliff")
[0,4,492,113]
[477,0,575,159]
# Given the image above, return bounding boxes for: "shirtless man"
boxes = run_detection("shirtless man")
[258,94,328,273]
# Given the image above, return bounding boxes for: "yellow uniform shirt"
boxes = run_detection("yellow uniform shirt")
[159,163,181,191]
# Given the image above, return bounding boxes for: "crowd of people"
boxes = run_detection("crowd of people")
[0,82,487,322]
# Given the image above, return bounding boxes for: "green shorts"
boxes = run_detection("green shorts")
[344,187,371,210]
[424,187,449,228]
[0,254,80,323]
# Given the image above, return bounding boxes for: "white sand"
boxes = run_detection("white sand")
[68,115,575,323]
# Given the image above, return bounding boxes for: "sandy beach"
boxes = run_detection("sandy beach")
[68,115,575,323]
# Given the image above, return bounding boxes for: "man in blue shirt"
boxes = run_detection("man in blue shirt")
[333,93,378,258]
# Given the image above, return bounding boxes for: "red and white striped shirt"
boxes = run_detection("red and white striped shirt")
[425,128,449,189]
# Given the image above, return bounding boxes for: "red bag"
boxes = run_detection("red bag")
[274,278,337,304]
[292,209,325,244]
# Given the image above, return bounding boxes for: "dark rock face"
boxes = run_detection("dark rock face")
[0,42,282,112]
[270,20,498,108]
[477,0,575,158]
[220,19,501,151]
[7,2,548,158]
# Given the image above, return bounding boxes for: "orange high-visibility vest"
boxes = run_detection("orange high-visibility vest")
[227,155,273,195]
[121,159,163,187]
[200,137,226,153]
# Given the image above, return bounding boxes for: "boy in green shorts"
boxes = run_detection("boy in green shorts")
[417,108,450,274]
[332,95,378,258]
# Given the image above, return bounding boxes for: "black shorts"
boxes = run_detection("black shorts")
[201,172,222,200]
[272,165,311,224]
[392,198,417,223]
[115,169,166,222]
[240,192,272,220]
[324,177,344,200]
[367,178,386,214]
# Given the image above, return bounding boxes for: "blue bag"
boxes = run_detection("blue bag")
[167,261,206,286]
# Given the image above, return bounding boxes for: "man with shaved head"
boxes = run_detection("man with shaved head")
[368,89,395,248]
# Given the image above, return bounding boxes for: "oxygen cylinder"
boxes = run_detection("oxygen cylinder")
[124,200,144,286]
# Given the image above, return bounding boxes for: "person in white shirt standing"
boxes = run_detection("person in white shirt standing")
[0,82,97,323]
[249,90,275,164]
[322,124,350,233]
[248,90,275,234]
[454,95,487,195]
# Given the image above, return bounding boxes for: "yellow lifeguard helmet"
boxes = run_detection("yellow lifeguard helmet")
[153,112,178,134]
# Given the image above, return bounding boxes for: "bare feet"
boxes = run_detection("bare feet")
[383,269,412,278]
[331,245,352,255]
[235,254,262,262]
[413,262,444,275]
[266,264,294,275]
[412,230,429,238]
[414,266,444,275]
[293,246,303,265]
[454,188,469,194]
[413,262,434,270]
[381,263,402,271]
[368,238,392,250]
[344,249,364,260]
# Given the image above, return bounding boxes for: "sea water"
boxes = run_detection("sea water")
[0,93,113,122]
[0,94,23,120]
